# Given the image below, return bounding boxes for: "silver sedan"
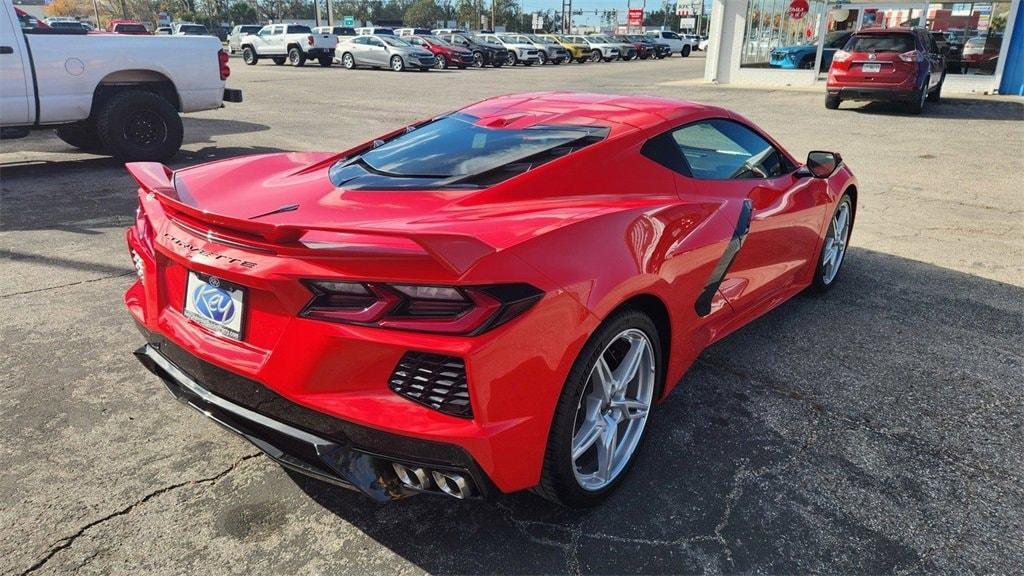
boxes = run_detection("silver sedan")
[336,34,437,71]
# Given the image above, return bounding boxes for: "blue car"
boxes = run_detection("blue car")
[769,30,853,70]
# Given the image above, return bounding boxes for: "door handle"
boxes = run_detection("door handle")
[0,46,13,55]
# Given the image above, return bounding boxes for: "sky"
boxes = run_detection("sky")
[516,0,711,27]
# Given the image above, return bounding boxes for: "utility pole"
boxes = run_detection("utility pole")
[490,0,495,31]
[91,0,101,26]
[327,0,334,26]
[314,0,322,27]
[561,0,572,33]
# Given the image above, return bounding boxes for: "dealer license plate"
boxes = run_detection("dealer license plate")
[183,271,246,340]
[861,63,881,73]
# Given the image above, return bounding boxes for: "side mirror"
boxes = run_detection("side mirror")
[798,151,842,178]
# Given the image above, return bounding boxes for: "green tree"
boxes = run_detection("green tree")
[227,1,258,22]
[403,0,439,26]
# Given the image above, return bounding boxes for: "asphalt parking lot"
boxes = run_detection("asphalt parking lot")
[2,54,1023,575]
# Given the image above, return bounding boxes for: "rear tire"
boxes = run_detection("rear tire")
[242,46,258,65]
[908,76,928,114]
[927,74,944,102]
[55,120,104,152]
[535,308,663,508]
[318,56,332,67]
[681,45,691,57]
[95,90,183,162]
[272,57,286,65]
[288,47,306,67]
[825,94,841,109]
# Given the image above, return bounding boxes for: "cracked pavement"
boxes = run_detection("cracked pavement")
[2,55,1022,575]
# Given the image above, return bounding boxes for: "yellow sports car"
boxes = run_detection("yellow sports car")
[539,34,589,63]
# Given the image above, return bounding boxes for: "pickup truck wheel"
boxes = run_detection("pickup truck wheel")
[317,56,332,67]
[272,57,286,65]
[681,45,691,57]
[55,121,104,152]
[288,47,306,67]
[390,55,405,72]
[96,90,183,162]
[242,47,258,65]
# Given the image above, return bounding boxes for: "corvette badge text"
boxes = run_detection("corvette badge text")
[162,233,258,268]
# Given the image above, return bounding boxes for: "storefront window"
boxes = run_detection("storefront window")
[927,2,1011,75]
[741,0,829,69]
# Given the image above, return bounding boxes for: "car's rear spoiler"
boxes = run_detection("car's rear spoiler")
[125,162,496,275]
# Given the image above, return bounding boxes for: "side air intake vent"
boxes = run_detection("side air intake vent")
[389,352,472,418]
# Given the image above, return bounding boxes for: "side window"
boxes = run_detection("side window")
[408,37,423,46]
[641,119,791,180]
[369,37,384,47]
[671,119,788,180]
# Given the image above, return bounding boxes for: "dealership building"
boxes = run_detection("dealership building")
[703,0,1023,95]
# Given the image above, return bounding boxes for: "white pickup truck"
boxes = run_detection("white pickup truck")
[0,2,242,162]
[239,24,337,67]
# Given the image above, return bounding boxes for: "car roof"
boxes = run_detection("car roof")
[460,92,723,134]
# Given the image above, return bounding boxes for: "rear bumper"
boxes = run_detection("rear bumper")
[827,86,916,102]
[135,337,496,501]
[307,48,335,57]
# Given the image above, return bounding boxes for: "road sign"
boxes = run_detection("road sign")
[628,8,643,26]
[343,15,355,26]
[680,17,696,29]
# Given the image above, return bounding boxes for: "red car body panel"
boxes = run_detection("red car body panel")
[125,92,856,495]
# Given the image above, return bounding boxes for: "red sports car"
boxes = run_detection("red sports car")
[126,93,857,508]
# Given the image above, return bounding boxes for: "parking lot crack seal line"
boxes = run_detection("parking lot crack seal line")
[0,271,134,299]
[18,453,260,575]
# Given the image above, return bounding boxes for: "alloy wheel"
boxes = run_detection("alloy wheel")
[571,328,655,491]
[343,53,354,69]
[821,201,850,285]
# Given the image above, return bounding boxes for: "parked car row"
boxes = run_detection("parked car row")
[229,25,700,70]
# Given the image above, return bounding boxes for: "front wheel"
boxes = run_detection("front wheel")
[272,57,286,65]
[435,55,448,69]
[681,45,691,57]
[288,47,306,67]
[535,309,662,508]
[811,193,853,292]
[538,52,548,65]
[472,51,484,68]
[589,49,602,62]
[390,55,405,72]
[506,52,518,66]
[242,46,258,65]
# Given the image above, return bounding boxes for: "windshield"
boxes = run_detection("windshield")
[180,25,208,34]
[590,35,611,43]
[381,35,410,47]
[472,35,496,44]
[425,36,450,46]
[503,34,530,43]
[357,113,606,178]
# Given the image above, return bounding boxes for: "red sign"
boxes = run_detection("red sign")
[628,8,643,26]
[788,0,809,19]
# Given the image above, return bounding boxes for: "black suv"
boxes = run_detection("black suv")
[437,33,509,68]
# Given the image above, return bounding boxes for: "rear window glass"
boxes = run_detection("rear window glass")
[352,113,607,178]
[241,26,261,33]
[116,24,147,33]
[288,25,312,33]
[179,25,208,34]
[845,33,916,53]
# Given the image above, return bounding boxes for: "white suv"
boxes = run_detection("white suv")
[645,30,695,57]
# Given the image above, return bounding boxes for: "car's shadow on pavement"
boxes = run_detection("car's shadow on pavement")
[847,97,1024,120]
[284,247,1023,574]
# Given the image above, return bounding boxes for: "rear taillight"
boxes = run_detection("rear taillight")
[300,281,543,335]
[218,49,230,80]
[307,35,314,46]
[898,50,921,62]
[832,50,851,63]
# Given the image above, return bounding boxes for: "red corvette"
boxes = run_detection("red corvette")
[126,93,857,508]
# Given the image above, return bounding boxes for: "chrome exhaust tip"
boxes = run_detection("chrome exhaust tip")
[392,462,430,490]
[431,470,471,499]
